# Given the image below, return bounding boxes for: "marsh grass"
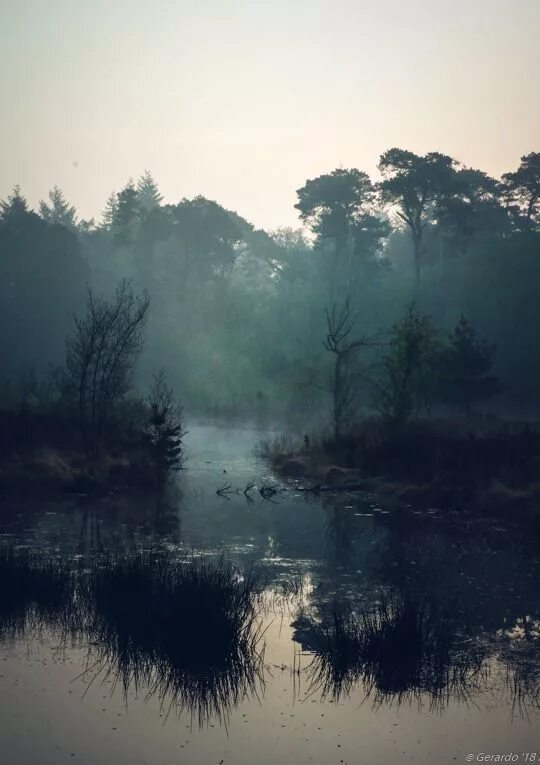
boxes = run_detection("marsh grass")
[253,433,300,462]
[76,553,265,724]
[0,547,265,725]
[303,595,488,710]
[0,547,72,640]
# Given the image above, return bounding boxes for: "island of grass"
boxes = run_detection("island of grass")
[261,417,540,520]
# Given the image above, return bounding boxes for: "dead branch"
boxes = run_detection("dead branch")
[216,483,234,497]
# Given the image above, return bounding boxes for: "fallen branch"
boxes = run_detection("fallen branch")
[216,483,234,497]
[297,482,368,493]
[243,480,256,496]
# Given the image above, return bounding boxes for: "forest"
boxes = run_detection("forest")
[1,148,539,503]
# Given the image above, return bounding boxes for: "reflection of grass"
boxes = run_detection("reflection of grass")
[497,619,540,717]
[0,548,72,639]
[301,595,488,710]
[78,554,265,725]
[0,548,265,726]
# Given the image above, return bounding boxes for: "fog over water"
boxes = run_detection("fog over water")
[1,2,540,763]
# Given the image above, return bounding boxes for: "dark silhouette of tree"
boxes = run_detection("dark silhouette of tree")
[113,180,140,247]
[133,205,172,290]
[101,192,118,230]
[39,186,78,230]
[435,316,501,416]
[324,297,373,441]
[454,168,508,238]
[373,304,437,429]
[136,171,163,212]
[0,185,29,220]
[172,196,244,281]
[295,169,385,273]
[502,152,540,231]
[142,371,186,484]
[62,280,150,454]
[0,199,88,377]
[378,149,458,284]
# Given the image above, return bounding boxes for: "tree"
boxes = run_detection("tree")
[100,192,118,230]
[136,170,163,212]
[323,297,373,441]
[39,186,78,230]
[172,196,244,281]
[435,316,500,416]
[113,180,140,247]
[502,152,540,231]
[63,280,150,454]
[0,203,88,377]
[142,371,185,484]
[0,185,29,220]
[451,168,508,240]
[295,169,384,279]
[373,304,437,429]
[378,149,458,284]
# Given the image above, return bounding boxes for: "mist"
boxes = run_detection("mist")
[1,2,540,764]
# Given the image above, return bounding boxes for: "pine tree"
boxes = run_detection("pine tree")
[436,316,501,415]
[39,186,78,229]
[136,170,163,212]
[101,191,118,230]
[143,371,185,484]
[113,180,140,246]
[0,185,29,220]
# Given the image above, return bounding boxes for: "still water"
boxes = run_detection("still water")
[1,424,539,765]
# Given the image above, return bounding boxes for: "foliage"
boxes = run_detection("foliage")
[435,316,501,415]
[0,200,88,379]
[378,149,460,282]
[141,371,186,482]
[372,304,438,429]
[113,179,141,247]
[0,185,28,220]
[502,152,540,231]
[39,186,78,230]
[136,170,163,212]
[2,146,540,424]
[295,168,388,284]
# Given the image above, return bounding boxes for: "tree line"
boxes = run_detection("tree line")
[1,147,539,430]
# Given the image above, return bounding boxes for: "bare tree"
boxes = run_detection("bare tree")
[64,280,150,454]
[324,297,374,441]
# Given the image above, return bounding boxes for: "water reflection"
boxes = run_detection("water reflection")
[0,549,264,727]
[0,425,540,734]
[293,594,488,711]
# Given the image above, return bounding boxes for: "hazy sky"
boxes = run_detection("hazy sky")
[1,0,539,229]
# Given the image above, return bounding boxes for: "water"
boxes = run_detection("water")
[1,424,539,764]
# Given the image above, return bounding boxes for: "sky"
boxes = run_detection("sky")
[1,0,539,230]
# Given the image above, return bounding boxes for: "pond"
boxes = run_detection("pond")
[1,424,539,765]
